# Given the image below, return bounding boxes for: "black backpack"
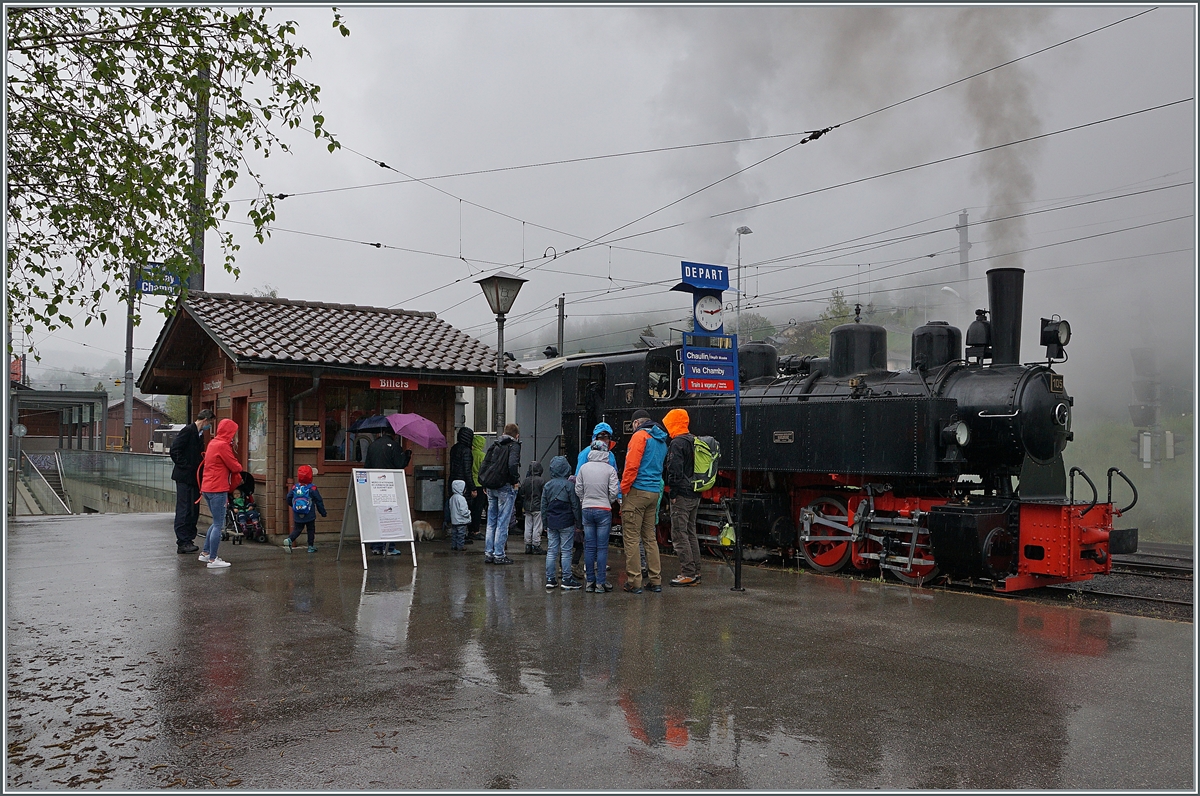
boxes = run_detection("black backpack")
[478,440,512,489]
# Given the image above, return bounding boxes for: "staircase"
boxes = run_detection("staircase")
[39,467,70,511]
[26,453,71,513]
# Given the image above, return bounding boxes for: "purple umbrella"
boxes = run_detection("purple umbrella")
[385,413,447,449]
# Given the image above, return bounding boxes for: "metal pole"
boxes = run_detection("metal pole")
[732,335,744,592]
[495,312,506,434]
[736,235,742,336]
[188,62,210,291]
[557,295,565,357]
[956,210,971,325]
[123,265,135,451]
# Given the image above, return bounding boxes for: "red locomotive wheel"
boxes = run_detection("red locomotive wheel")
[886,529,938,586]
[799,497,852,573]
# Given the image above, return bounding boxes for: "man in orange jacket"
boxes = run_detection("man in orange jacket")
[619,410,669,593]
[199,418,242,569]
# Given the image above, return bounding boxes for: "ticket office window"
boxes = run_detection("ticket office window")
[322,386,406,465]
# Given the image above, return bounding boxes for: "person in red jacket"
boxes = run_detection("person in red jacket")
[199,418,242,569]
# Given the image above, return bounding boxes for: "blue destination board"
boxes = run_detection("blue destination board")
[681,333,739,394]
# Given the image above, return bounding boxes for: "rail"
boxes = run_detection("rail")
[18,451,71,514]
[56,449,176,505]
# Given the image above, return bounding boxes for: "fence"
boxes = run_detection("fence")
[56,449,176,507]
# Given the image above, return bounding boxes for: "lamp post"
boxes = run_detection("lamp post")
[735,226,752,335]
[476,271,527,435]
[733,225,751,592]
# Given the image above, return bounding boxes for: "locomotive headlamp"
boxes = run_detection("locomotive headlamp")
[1040,317,1071,359]
[942,421,971,447]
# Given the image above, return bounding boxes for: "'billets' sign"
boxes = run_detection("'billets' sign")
[680,261,729,291]
[370,377,418,391]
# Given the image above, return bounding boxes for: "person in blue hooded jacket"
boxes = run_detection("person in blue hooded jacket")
[540,455,583,591]
[619,410,669,593]
[576,422,619,477]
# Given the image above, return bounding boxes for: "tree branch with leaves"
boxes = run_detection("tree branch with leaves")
[6,6,350,351]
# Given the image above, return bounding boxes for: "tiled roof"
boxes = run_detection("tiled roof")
[182,292,531,377]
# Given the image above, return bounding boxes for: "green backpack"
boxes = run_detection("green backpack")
[691,435,720,492]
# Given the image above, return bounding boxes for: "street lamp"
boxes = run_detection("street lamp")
[735,226,753,336]
[476,271,527,434]
[733,225,752,593]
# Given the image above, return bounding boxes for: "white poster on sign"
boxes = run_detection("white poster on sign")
[337,469,417,569]
[375,505,407,539]
[370,471,399,506]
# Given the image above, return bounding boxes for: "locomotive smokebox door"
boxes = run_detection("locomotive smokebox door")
[928,503,1019,580]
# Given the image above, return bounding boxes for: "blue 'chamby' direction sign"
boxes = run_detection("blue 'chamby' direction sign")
[680,261,729,291]
[136,263,181,296]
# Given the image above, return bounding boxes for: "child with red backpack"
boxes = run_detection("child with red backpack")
[284,465,327,553]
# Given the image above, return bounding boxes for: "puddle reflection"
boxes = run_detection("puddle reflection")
[354,565,417,648]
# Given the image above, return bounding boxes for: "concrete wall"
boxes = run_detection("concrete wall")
[61,477,174,514]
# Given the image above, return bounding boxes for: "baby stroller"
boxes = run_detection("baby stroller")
[223,471,267,544]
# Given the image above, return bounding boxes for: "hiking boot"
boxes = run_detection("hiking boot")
[585,582,597,593]
[560,578,582,590]
[282,538,292,552]
[622,583,643,594]
[545,579,558,591]
[670,575,698,587]
[494,556,515,565]
[177,542,199,554]
[647,584,662,592]
[601,582,614,592]
[525,544,534,555]
[531,545,544,555]
[307,546,317,553]
[484,554,495,564]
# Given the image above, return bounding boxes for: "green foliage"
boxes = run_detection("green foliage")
[735,311,776,342]
[6,7,349,350]
[165,394,189,424]
[776,290,854,356]
[1064,416,1194,545]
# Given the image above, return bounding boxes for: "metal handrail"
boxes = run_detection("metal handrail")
[18,451,71,514]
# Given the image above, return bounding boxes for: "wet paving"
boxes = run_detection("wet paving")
[5,513,1194,790]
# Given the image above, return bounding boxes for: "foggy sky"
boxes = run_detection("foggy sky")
[22,5,1196,424]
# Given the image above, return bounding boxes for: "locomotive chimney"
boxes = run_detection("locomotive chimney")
[987,267,1024,365]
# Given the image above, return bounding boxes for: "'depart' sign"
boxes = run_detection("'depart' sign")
[370,377,418,391]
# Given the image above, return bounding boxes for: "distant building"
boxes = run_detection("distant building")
[102,397,175,452]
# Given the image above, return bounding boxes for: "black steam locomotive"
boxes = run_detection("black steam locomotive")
[524,267,1138,592]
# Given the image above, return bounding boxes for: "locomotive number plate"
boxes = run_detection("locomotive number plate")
[1049,374,1064,393]
[773,431,795,444]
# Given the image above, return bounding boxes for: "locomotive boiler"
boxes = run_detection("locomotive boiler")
[516,267,1138,592]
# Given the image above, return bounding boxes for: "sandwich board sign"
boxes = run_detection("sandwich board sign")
[337,469,417,569]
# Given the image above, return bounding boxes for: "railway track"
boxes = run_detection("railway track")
[691,540,1194,620]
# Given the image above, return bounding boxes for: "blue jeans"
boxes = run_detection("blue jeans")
[485,484,516,558]
[545,527,574,582]
[582,507,612,586]
[450,523,467,549]
[202,491,228,561]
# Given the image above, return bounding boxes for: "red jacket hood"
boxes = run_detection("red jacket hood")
[215,418,238,443]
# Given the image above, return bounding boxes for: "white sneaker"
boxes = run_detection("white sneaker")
[199,553,210,561]
[207,557,231,569]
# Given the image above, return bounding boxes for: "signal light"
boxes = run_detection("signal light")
[1040,317,1071,359]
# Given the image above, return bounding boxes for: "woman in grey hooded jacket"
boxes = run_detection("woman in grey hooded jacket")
[575,442,621,592]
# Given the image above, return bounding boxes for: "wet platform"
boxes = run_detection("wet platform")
[5,513,1194,790]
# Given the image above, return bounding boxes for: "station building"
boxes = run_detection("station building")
[137,292,533,541]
